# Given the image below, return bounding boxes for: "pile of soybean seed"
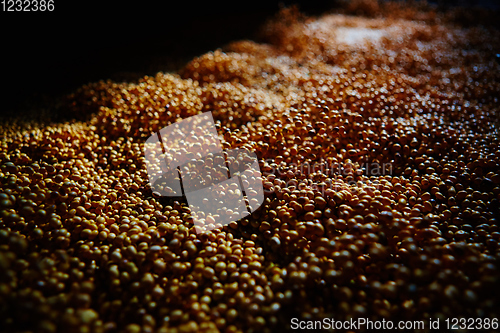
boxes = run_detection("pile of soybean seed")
[1,4,500,333]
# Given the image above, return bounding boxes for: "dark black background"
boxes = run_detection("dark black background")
[2,0,497,118]
[1,1,336,117]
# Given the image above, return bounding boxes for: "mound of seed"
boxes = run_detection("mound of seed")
[1,4,500,333]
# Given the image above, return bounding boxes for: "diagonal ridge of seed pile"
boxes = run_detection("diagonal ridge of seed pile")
[1,5,500,333]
